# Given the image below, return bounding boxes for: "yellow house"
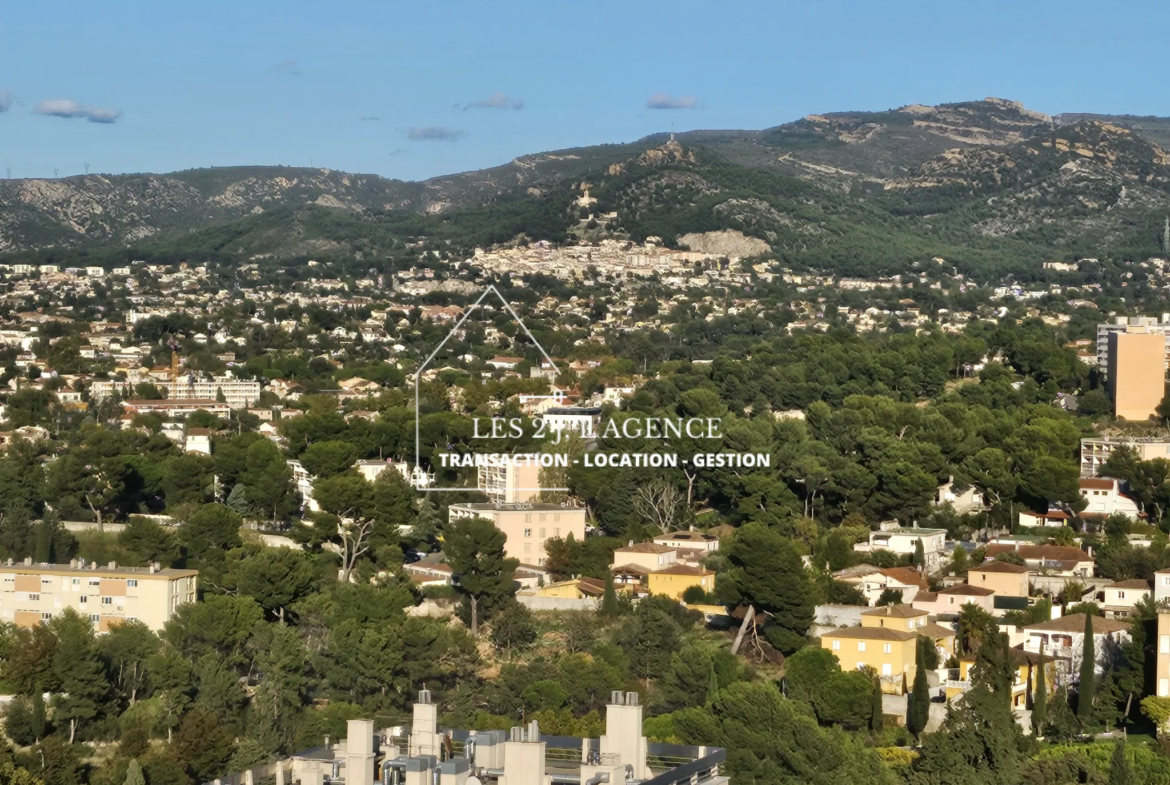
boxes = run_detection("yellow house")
[532,577,607,600]
[967,561,1030,598]
[945,647,1061,709]
[648,564,716,601]
[820,626,917,695]
[861,604,929,632]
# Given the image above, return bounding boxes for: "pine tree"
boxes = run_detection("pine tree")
[1078,614,1096,722]
[600,571,619,618]
[908,637,930,737]
[1163,215,1170,257]
[1032,650,1048,736]
[1111,738,1133,785]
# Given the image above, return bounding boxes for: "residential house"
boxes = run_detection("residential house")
[652,531,719,553]
[1079,477,1141,521]
[1100,579,1151,618]
[853,525,947,574]
[820,625,918,695]
[1021,614,1132,679]
[967,561,1030,598]
[529,577,607,601]
[611,543,678,573]
[912,584,996,617]
[983,544,1095,578]
[946,647,1061,710]
[833,565,929,606]
[935,479,985,514]
[648,564,715,601]
[1018,509,1073,528]
[184,428,212,455]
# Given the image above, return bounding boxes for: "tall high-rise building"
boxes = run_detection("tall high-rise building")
[1107,330,1166,420]
[1096,315,1170,378]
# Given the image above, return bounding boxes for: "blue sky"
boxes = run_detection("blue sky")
[1,0,1167,182]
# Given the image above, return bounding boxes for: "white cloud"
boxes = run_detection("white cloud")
[407,126,466,142]
[34,99,121,124]
[646,93,698,110]
[463,92,524,111]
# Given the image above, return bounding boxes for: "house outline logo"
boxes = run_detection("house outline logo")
[413,284,567,493]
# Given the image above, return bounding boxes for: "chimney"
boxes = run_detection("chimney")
[108,561,117,570]
[23,557,31,566]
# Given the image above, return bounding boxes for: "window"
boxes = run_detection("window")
[1161,635,1170,655]
[1118,591,1126,600]
[857,641,866,652]
[72,578,79,585]
[524,528,532,537]
[102,597,113,605]
[524,514,532,524]
[1162,678,1170,698]
[554,528,560,536]
[80,596,87,604]
[539,513,546,523]
[553,513,560,523]
[539,528,546,538]
[883,643,892,654]
[524,544,531,554]
[948,597,955,605]
[40,612,51,621]
[28,593,39,601]
[882,663,892,676]
[856,662,866,670]
[1163,576,1170,587]
[832,639,840,651]
[89,614,100,623]
[127,579,138,588]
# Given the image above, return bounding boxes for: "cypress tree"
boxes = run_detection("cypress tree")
[1078,614,1095,722]
[1110,738,1133,785]
[913,538,925,568]
[908,637,930,736]
[705,660,719,706]
[600,571,619,618]
[870,676,884,732]
[1032,650,1048,736]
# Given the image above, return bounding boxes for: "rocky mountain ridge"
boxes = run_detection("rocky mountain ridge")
[2,98,1169,274]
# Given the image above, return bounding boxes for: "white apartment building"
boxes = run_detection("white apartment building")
[0,558,197,632]
[91,370,261,410]
[448,502,586,566]
[477,460,541,504]
[1081,437,1170,477]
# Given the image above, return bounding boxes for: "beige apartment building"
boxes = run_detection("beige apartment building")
[1107,331,1166,420]
[0,559,198,632]
[447,502,586,566]
[1158,612,1170,698]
